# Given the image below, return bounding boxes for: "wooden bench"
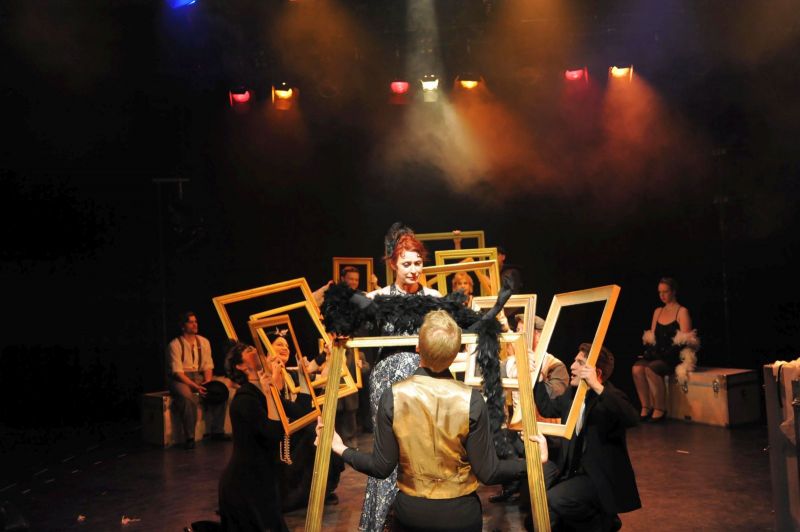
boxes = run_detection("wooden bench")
[141,377,235,447]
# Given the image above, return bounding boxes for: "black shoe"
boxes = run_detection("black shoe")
[324,493,339,506]
[184,438,196,450]
[639,409,652,422]
[650,410,667,423]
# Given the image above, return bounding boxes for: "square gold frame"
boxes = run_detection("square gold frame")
[247,315,322,435]
[332,257,374,292]
[434,247,499,297]
[463,294,537,389]
[528,284,621,439]
[385,230,486,286]
[421,260,500,297]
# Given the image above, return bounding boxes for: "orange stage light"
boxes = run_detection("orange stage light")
[609,66,634,81]
[459,80,479,90]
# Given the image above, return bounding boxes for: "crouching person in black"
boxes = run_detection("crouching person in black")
[523,343,641,532]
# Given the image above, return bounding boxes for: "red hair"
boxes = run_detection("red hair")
[385,233,428,265]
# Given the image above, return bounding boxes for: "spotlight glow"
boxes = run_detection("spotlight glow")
[390,81,410,94]
[229,90,251,106]
[459,80,479,89]
[609,66,634,81]
[421,78,439,91]
[565,68,588,82]
[274,88,293,100]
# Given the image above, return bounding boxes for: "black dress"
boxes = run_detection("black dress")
[218,382,288,532]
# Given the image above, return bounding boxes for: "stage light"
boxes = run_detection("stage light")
[272,82,298,111]
[390,81,410,95]
[420,74,440,103]
[168,0,196,8]
[609,65,634,82]
[228,87,251,108]
[564,67,588,83]
[455,72,483,90]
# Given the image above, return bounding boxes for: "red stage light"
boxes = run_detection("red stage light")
[390,81,410,94]
[230,91,251,104]
[564,68,587,82]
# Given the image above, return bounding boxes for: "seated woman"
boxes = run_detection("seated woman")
[633,277,699,422]
[218,342,289,532]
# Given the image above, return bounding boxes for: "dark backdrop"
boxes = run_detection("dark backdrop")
[1,0,798,431]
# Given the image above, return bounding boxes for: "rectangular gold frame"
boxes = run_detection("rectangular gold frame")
[421,260,500,297]
[464,294,537,389]
[434,247,499,297]
[528,284,621,439]
[248,307,358,409]
[212,278,327,345]
[247,315,322,435]
[332,257,374,292]
[316,339,364,389]
[385,230,486,285]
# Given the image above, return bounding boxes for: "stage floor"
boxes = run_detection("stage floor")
[1,419,774,531]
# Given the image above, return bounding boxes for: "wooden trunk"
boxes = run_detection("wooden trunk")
[668,367,761,427]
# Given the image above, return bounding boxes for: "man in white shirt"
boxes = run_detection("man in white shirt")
[166,311,225,449]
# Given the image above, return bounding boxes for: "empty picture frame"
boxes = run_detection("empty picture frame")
[464,294,537,389]
[421,260,500,297]
[212,278,327,346]
[434,247,499,297]
[527,284,621,439]
[332,257,375,292]
[248,307,358,409]
[247,315,322,435]
[248,314,305,395]
[385,230,486,286]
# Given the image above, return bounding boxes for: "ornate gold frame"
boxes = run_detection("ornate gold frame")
[421,260,500,297]
[247,315,321,435]
[385,229,486,286]
[463,294,537,389]
[434,247,499,297]
[332,257,375,292]
[526,284,621,439]
[212,278,326,345]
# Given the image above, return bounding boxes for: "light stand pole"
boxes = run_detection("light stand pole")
[152,178,190,350]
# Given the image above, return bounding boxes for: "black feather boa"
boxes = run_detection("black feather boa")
[321,283,514,457]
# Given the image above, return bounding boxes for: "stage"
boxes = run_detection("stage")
[1,418,773,531]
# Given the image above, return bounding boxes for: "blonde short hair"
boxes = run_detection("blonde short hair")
[418,310,462,372]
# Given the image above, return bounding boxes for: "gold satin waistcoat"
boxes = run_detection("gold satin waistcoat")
[392,375,478,499]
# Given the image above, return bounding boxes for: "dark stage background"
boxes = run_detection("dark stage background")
[1,0,799,471]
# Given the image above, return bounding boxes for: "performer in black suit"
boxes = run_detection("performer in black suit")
[531,342,641,532]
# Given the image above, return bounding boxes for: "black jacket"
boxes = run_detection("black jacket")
[535,381,642,514]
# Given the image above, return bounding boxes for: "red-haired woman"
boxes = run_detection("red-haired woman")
[358,223,441,531]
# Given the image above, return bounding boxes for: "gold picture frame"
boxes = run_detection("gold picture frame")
[385,230,486,286]
[212,278,327,345]
[527,284,621,439]
[332,257,375,292]
[421,260,501,297]
[247,315,322,435]
[464,294,537,389]
[434,247,499,297]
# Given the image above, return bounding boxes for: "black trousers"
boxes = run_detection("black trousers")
[547,474,607,532]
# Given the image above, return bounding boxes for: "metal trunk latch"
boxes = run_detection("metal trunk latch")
[712,379,720,395]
